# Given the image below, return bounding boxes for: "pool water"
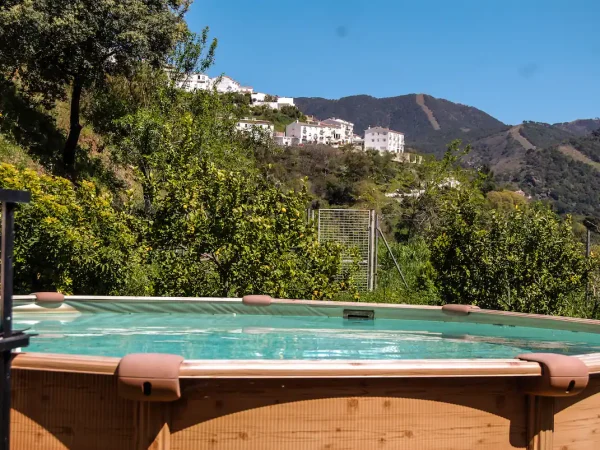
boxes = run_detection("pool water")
[14,313,600,360]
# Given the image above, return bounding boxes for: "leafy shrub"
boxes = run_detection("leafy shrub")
[0,163,147,294]
[149,159,357,299]
[430,194,595,315]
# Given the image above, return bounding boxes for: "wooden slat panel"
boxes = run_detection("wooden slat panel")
[527,396,554,450]
[170,378,528,450]
[553,375,600,450]
[11,370,136,450]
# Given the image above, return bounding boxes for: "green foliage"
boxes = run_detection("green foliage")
[0,0,202,167]
[0,163,147,295]
[351,237,438,305]
[486,190,528,211]
[567,131,600,164]
[249,104,306,132]
[0,135,40,171]
[393,140,476,241]
[149,159,356,299]
[0,78,65,168]
[519,122,574,149]
[84,68,357,299]
[516,147,600,215]
[261,144,403,208]
[0,0,190,95]
[430,195,595,315]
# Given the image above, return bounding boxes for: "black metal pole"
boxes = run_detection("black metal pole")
[0,189,31,450]
[0,201,14,450]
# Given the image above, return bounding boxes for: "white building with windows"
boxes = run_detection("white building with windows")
[322,118,354,145]
[286,120,337,145]
[211,75,253,93]
[176,73,211,91]
[274,132,297,147]
[175,73,254,94]
[236,119,274,137]
[364,126,405,153]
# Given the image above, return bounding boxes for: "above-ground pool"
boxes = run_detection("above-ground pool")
[17,310,600,360]
[10,294,600,450]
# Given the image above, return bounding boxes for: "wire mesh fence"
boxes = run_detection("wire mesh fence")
[316,209,375,291]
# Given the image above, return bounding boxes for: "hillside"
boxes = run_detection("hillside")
[467,122,578,172]
[511,133,600,215]
[554,119,600,136]
[295,94,507,156]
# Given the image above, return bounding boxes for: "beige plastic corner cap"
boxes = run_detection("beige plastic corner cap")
[517,353,589,397]
[242,295,273,306]
[441,304,480,316]
[117,353,184,402]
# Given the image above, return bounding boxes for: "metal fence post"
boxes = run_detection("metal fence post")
[368,210,376,291]
[0,189,31,450]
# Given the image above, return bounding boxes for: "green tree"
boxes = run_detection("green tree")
[430,194,594,315]
[486,190,528,211]
[395,140,472,241]
[149,159,356,298]
[0,0,212,169]
[0,163,147,294]
[110,88,244,215]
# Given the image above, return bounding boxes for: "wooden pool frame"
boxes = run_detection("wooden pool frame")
[9,293,600,450]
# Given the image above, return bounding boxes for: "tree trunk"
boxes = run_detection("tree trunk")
[141,182,154,216]
[63,78,83,169]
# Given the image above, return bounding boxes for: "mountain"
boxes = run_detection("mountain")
[295,94,507,157]
[296,93,600,215]
[511,131,600,215]
[553,119,600,136]
[467,122,577,172]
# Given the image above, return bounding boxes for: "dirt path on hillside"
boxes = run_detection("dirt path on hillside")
[509,125,536,150]
[416,94,441,130]
[558,144,600,171]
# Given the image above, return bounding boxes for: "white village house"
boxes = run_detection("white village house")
[364,126,405,154]
[175,73,294,109]
[175,73,253,94]
[286,120,342,145]
[212,75,253,94]
[178,73,211,91]
[236,119,275,138]
[274,132,297,147]
[322,118,354,145]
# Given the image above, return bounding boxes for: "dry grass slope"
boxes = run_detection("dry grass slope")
[558,144,600,171]
[415,94,441,131]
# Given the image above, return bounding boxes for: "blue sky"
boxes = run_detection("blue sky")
[187,0,600,125]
